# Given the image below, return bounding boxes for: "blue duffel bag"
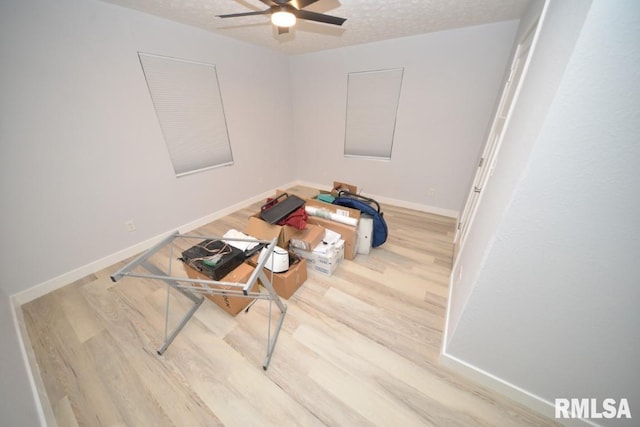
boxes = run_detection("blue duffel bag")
[332,191,388,248]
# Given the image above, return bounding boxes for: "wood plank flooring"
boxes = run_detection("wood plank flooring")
[21,185,557,426]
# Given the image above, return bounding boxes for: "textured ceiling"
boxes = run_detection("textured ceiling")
[100,0,530,55]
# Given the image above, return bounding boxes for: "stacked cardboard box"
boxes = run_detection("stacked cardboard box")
[181,199,313,315]
[304,198,360,261]
[289,223,324,251]
[317,181,377,255]
[181,183,362,315]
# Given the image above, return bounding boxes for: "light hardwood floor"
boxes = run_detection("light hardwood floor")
[21,185,557,426]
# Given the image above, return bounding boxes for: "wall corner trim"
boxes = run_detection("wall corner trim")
[9,295,50,426]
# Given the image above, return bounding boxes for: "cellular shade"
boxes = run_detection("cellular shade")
[344,68,404,159]
[139,53,233,177]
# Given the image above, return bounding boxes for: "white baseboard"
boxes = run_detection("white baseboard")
[10,296,51,427]
[293,180,334,191]
[14,178,452,305]
[12,182,297,306]
[12,231,175,306]
[367,193,459,219]
[439,350,600,427]
[294,180,459,219]
[13,179,595,426]
[8,180,289,427]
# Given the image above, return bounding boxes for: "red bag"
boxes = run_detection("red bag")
[278,206,308,229]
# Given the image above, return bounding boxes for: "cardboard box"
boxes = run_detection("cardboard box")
[317,182,358,199]
[332,181,358,195]
[250,190,311,248]
[305,197,361,222]
[305,198,359,260]
[184,262,258,316]
[291,240,345,276]
[245,215,297,249]
[306,216,357,261]
[263,257,308,299]
[247,253,308,299]
[289,223,325,252]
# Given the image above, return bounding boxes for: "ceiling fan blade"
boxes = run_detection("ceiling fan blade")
[291,0,320,9]
[217,10,270,19]
[258,0,279,5]
[277,26,290,35]
[296,9,346,26]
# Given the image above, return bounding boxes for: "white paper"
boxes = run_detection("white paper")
[312,228,342,254]
[223,229,259,251]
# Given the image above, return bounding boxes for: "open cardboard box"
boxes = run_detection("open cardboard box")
[331,181,358,195]
[305,198,360,260]
[291,239,344,276]
[247,253,308,299]
[289,223,324,252]
[317,181,358,200]
[184,262,258,316]
[250,190,311,248]
[245,215,297,249]
[244,214,309,299]
[249,190,325,254]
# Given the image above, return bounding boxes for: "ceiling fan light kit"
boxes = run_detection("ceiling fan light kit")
[271,10,296,28]
[217,0,346,31]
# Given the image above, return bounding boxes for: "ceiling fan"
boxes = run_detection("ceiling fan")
[217,0,346,34]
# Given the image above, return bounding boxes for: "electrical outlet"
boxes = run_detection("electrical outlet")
[427,188,436,196]
[125,220,136,232]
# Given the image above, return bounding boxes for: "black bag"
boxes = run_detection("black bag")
[180,240,245,280]
[332,191,388,247]
[259,193,305,226]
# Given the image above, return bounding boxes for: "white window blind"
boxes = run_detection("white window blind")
[344,68,404,159]
[138,53,233,177]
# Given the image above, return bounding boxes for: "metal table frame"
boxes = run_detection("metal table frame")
[110,231,287,370]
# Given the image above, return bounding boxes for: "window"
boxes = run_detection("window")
[138,53,233,177]
[344,68,404,159]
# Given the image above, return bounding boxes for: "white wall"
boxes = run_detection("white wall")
[0,1,294,423]
[0,1,534,424]
[289,22,519,214]
[445,1,640,424]
[0,0,294,297]
[445,0,591,345]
